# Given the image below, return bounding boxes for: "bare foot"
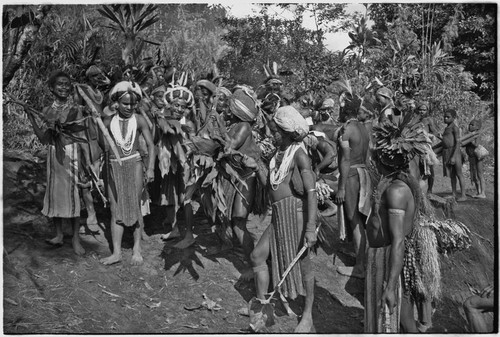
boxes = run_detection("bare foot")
[100,253,122,265]
[474,193,486,199]
[174,233,196,249]
[72,237,86,256]
[456,195,467,202]
[294,314,313,333]
[161,225,180,240]
[86,213,98,226]
[336,266,365,279]
[131,251,143,265]
[240,268,255,282]
[46,236,63,246]
[141,229,150,241]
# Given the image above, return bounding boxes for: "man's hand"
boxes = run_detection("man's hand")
[381,286,397,314]
[334,188,345,204]
[304,230,317,248]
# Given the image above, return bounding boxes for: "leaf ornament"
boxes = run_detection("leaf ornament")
[373,111,431,169]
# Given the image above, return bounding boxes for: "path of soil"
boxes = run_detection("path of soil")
[2,149,496,333]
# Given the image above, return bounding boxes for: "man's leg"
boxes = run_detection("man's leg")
[455,162,467,201]
[101,187,123,265]
[295,253,314,333]
[132,162,144,264]
[337,175,366,279]
[464,295,494,332]
[47,217,64,245]
[231,177,257,280]
[250,226,271,299]
[174,182,197,249]
[400,294,418,332]
[71,217,85,255]
[476,159,486,198]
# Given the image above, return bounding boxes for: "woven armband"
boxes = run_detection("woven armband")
[339,139,350,148]
[388,208,406,215]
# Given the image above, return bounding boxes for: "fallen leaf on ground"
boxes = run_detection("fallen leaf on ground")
[184,305,203,311]
[202,293,222,312]
[183,324,199,329]
[145,301,161,309]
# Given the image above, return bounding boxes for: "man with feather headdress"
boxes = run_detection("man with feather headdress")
[365,109,437,332]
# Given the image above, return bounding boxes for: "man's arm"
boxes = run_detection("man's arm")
[226,122,251,151]
[137,115,155,182]
[296,148,317,247]
[334,126,351,204]
[315,139,335,175]
[450,124,461,164]
[381,183,409,314]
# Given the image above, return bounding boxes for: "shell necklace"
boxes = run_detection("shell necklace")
[110,114,137,156]
[269,142,305,190]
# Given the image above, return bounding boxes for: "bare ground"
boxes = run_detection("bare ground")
[2,149,496,333]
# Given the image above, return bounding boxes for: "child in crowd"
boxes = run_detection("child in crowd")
[441,109,466,201]
[465,118,487,199]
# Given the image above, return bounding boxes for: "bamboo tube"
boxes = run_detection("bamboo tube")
[338,204,346,241]
[76,85,122,165]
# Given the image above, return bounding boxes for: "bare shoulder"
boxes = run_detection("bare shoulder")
[384,180,412,209]
[295,146,312,170]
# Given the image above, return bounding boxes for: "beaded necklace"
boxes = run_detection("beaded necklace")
[269,142,305,190]
[110,114,137,156]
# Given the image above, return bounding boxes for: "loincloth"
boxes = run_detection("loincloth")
[365,245,402,333]
[269,195,309,300]
[42,144,81,218]
[347,164,372,216]
[110,153,141,227]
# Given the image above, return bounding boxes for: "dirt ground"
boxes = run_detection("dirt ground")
[2,149,496,333]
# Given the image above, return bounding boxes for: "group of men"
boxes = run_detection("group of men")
[26,63,463,333]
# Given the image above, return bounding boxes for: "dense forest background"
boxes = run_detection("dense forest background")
[3,3,496,155]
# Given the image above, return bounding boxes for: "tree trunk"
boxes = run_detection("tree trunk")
[3,5,51,89]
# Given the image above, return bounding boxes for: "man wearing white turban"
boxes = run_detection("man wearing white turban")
[245,105,318,332]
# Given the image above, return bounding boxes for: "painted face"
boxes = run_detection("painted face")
[357,106,368,122]
[443,112,454,124]
[418,105,428,115]
[152,91,165,108]
[269,121,285,147]
[468,120,480,132]
[51,76,71,100]
[167,98,187,120]
[200,87,212,104]
[117,93,138,118]
[216,93,230,115]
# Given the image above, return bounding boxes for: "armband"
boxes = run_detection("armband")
[306,188,316,194]
[388,208,405,215]
[339,139,350,148]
